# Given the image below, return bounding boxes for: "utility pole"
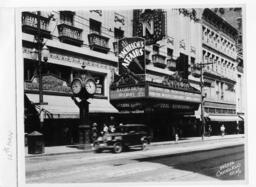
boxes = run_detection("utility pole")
[36,11,44,129]
[196,62,213,140]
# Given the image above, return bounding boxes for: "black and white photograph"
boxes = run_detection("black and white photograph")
[1,0,255,186]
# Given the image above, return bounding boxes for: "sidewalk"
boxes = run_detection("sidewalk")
[25,134,245,158]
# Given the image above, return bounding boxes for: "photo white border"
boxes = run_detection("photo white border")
[1,0,255,187]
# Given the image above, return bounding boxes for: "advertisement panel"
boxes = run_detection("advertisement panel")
[118,37,145,75]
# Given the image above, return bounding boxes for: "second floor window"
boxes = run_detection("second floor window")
[114,28,124,40]
[153,45,159,55]
[167,48,173,58]
[60,11,74,26]
[90,19,101,35]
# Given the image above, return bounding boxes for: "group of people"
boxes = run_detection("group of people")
[206,123,240,137]
[90,116,122,142]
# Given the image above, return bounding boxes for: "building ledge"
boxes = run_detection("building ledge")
[22,33,118,64]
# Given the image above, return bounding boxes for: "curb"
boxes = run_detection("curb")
[150,135,245,147]
[25,135,245,158]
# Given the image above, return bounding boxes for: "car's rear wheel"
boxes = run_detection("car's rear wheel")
[142,139,149,150]
[113,142,123,153]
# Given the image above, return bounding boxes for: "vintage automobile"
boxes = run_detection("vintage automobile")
[93,124,152,153]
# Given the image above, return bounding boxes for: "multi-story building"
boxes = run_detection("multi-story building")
[23,8,243,146]
[212,8,245,124]
[200,8,242,134]
[110,9,203,140]
[23,10,133,146]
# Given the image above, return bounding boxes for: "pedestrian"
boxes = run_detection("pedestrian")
[220,124,225,137]
[103,124,109,135]
[91,123,98,142]
[236,124,240,134]
[109,124,115,133]
[208,125,212,136]
[175,127,179,143]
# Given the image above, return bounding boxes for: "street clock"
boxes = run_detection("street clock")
[71,78,83,95]
[71,76,96,98]
[85,79,96,95]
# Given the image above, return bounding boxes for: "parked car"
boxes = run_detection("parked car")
[93,124,152,153]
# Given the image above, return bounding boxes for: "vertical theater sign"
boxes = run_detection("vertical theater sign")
[133,9,166,45]
[118,37,146,75]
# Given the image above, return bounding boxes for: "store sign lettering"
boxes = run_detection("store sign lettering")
[154,103,193,110]
[148,86,201,103]
[110,87,145,99]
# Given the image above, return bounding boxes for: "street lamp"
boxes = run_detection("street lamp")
[30,11,50,130]
[31,44,49,129]
[192,62,213,140]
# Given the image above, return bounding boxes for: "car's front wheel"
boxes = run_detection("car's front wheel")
[113,142,123,153]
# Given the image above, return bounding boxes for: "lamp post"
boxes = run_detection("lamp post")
[31,11,50,130]
[193,62,213,140]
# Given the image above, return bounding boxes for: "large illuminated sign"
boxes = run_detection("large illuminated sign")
[133,9,166,45]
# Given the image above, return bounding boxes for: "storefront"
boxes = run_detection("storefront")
[24,73,118,146]
[203,101,243,135]
[110,74,202,141]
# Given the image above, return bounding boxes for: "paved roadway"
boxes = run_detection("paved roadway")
[26,137,245,183]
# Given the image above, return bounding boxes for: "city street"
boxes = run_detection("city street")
[26,136,245,183]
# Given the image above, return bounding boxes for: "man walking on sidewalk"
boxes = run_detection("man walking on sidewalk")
[220,124,225,137]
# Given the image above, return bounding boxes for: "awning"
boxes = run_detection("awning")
[184,111,209,120]
[207,115,242,122]
[26,94,118,119]
[26,94,79,119]
[238,114,245,121]
[88,98,118,113]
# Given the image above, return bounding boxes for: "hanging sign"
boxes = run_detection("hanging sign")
[133,9,166,45]
[118,37,145,75]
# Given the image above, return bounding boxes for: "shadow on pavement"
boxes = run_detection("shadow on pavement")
[134,145,245,181]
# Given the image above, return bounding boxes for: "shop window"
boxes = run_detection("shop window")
[114,28,124,40]
[93,73,105,96]
[89,19,101,35]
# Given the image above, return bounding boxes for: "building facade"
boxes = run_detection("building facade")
[23,10,133,145]
[23,8,244,146]
[200,8,243,135]
[110,9,204,141]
